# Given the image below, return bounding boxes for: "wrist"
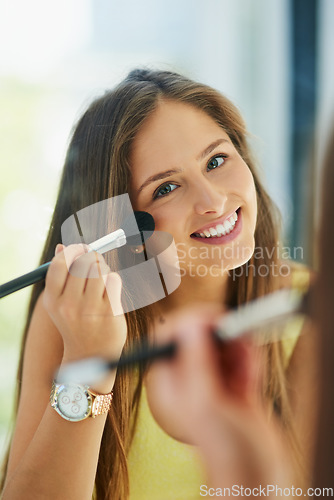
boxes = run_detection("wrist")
[59,356,117,394]
[89,372,117,394]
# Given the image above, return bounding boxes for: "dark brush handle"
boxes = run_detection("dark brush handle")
[0,262,50,298]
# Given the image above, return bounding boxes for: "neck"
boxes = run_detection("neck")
[160,272,229,314]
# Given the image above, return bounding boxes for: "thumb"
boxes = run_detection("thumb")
[55,243,65,255]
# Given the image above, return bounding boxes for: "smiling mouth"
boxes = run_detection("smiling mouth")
[190,208,240,239]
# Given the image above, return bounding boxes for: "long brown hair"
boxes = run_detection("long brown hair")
[1,69,298,498]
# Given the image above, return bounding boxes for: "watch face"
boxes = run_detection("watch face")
[54,383,92,422]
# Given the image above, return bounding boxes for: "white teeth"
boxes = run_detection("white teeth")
[216,224,226,236]
[192,210,238,239]
[223,220,233,232]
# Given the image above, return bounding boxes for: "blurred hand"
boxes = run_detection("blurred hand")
[148,304,292,490]
[148,305,261,437]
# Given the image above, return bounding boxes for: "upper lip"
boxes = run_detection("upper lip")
[190,208,240,235]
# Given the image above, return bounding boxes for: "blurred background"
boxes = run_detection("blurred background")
[0,0,333,460]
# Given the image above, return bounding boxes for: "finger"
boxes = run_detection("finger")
[64,251,106,298]
[230,340,263,402]
[169,308,239,403]
[155,309,221,392]
[45,244,88,298]
[55,243,65,254]
[177,316,222,399]
[215,338,261,402]
[103,272,124,316]
[84,257,110,300]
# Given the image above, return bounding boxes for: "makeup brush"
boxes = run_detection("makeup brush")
[56,287,310,386]
[0,211,154,299]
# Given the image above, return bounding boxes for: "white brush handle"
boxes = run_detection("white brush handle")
[216,288,304,343]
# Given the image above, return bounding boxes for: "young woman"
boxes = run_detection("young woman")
[0,69,314,499]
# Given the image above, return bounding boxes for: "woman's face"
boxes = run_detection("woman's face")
[129,100,257,276]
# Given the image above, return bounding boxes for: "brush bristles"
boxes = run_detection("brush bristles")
[123,211,155,245]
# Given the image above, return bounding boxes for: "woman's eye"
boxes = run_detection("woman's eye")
[153,182,178,199]
[207,155,227,171]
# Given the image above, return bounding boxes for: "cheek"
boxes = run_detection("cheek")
[148,206,180,234]
[130,193,184,241]
[245,172,257,209]
[233,164,257,206]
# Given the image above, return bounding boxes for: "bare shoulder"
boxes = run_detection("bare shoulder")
[286,318,319,399]
[6,291,64,477]
[283,260,318,406]
[285,317,319,464]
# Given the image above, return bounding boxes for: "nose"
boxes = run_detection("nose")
[191,177,228,215]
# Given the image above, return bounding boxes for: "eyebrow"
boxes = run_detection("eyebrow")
[137,138,230,194]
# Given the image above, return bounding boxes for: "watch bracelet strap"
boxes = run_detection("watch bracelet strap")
[89,389,113,417]
[50,380,57,405]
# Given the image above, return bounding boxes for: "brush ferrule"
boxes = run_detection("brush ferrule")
[88,229,126,254]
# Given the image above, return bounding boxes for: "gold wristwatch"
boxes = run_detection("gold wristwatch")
[50,381,113,422]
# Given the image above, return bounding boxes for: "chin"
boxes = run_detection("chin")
[226,238,255,271]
